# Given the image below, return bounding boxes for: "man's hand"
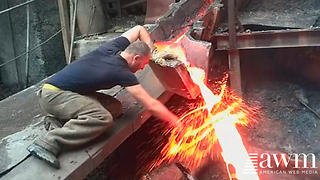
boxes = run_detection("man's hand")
[121,25,154,50]
[168,118,183,131]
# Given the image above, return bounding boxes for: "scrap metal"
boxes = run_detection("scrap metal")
[145,0,175,23]
[216,29,320,50]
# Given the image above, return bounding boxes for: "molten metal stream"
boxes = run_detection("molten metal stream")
[154,34,260,180]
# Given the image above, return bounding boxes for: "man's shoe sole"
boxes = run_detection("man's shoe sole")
[27,143,60,169]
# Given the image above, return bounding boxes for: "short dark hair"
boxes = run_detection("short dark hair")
[124,41,150,57]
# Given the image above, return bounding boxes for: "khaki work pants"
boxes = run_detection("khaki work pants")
[35,88,114,155]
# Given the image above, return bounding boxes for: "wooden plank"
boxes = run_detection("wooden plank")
[57,0,71,63]
[67,0,77,64]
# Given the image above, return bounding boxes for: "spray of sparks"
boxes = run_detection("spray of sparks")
[152,34,260,180]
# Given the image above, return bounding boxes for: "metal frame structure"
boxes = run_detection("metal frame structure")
[222,0,320,97]
[217,29,320,50]
[227,0,242,97]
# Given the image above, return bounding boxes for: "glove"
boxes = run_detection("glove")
[151,48,178,67]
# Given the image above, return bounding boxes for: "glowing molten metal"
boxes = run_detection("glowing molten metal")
[154,35,260,180]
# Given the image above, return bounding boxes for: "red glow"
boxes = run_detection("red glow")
[154,35,260,180]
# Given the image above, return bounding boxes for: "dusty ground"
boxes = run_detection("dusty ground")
[243,82,320,156]
[238,0,320,29]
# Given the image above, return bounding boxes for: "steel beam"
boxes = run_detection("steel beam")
[228,0,242,97]
[228,49,242,97]
[216,29,320,50]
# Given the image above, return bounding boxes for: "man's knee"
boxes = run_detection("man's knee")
[100,109,114,124]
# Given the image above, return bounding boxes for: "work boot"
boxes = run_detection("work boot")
[27,143,60,169]
[43,115,63,131]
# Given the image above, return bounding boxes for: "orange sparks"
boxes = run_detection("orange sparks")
[154,35,260,180]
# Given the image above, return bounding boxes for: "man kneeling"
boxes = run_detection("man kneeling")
[27,25,181,169]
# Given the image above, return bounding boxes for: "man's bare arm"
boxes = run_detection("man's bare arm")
[125,84,180,127]
[121,25,155,50]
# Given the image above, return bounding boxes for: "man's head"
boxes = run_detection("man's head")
[123,41,151,73]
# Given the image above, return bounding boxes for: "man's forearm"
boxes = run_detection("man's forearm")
[125,85,179,127]
[147,100,179,123]
[138,26,155,51]
[121,25,153,51]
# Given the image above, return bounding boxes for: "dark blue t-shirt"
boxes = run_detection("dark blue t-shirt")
[47,36,139,93]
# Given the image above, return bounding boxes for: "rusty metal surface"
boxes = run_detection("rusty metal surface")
[228,0,236,50]
[149,0,207,41]
[147,0,212,99]
[228,0,243,96]
[149,32,211,99]
[198,3,222,41]
[228,49,242,97]
[149,62,200,99]
[180,32,212,74]
[145,0,175,24]
[215,29,320,50]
